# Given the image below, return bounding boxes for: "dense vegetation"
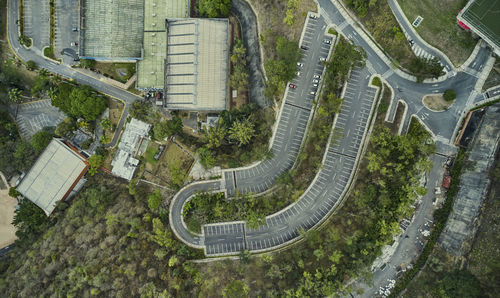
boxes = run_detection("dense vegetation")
[183,38,366,231]
[264,36,302,100]
[0,111,54,176]
[230,39,249,93]
[198,0,231,17]
[344,0,444,79]
[51,83,107,122]
[0,175,203,297]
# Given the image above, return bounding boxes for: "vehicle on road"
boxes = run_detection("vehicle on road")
[289,83,297,89]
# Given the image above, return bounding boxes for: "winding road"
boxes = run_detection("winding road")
[8,0,500,258]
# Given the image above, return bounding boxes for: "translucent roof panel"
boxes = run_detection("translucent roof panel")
[81,0,144,58]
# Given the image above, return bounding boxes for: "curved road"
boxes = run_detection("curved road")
[7,0,141,147]
[170,0,494,256]
[9,0,496,257]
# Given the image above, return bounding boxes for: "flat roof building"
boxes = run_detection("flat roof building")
[163,18,229,111]
[17,139,89,216]
[111,118,151,180]
[80,0,145,60]
[457,0,500,56]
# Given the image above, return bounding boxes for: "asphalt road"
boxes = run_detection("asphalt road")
[7,0,141,147]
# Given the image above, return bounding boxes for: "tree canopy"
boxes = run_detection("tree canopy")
[51,83,107,121]
[198,0,231,17]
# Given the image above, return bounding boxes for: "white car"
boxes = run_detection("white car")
[313,83,318,87]
[313,74,321,79]
[309,14,318,19]
[319,57,326,62]
[313,79,319,83]
[324,39,331,44]
[297,62,304,67]
[310,91,316,95]
[297,71,301,76]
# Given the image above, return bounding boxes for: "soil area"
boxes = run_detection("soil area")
[0,172,17,248]
[423,94,452,111]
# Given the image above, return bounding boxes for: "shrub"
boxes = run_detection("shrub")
[443,89,456,102]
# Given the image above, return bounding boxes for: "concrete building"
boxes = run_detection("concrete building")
[80,0,229,111]
[457,0,500,56]
[111,118,151,180]
[17,139,89,216]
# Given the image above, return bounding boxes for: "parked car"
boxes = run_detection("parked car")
[297,71,301,76]
[313,74,321,79]
[70,42,78,46]
[297,62,304,67]
[313,79,319,83]
[319,57,326,62]
[72,27,78,32]
[313,83,318,87]
[300,45,308,50]
[309,14,318,19]
[324,39,331,44]
[310,91,316,95]
[289,83,297,89]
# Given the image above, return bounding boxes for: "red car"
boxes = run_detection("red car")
[289,83,297,89]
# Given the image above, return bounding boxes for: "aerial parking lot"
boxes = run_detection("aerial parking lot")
[55,0,80,64]
[15,99,66,139]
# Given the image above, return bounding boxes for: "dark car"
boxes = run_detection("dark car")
[289,83,297,89]
[300,45,308,50]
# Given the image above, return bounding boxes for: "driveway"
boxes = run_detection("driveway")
[14,99,66,139]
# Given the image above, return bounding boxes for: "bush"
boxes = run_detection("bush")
[444,89,457,102]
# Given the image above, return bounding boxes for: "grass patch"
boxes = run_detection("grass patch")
[328,28,338,35]
[93,62,136,83]
[398,0,477,66]
[145,142,160,165]
[344,0,416,66]
[371,76,382,87]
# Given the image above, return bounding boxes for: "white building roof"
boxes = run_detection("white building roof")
[111,118,151,180]
[17,139,89,216]
[164,18,229,111]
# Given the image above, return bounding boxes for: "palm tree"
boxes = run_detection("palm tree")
[8,88,22,104]
[229,118,255,147]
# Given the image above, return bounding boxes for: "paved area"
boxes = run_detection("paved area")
[15,99,66,139]
[55,0,80,65]
[0,171,17,249]
[23,0,49,50]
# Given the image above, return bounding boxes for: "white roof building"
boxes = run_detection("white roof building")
[111,118,151,180]
[17,139,89,216]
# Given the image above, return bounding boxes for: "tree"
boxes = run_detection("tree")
[88,154,104,176]
[31,128,54,154]
[55,117,77,137]
[444,89,456,102]
[205,125,227,149]
[154,117,183,140]
[229,119,255,147]
[80,59,96,69]
[26,60,37,70]
[198,0,231,17]
[148,189,162,211]
[8,88,22,104]
[100,118,111,130]
[198,146,216,169]
[13,141,36,171]
[9,187,21,198]
[12,198,51,243]
[437,270,482,297]
[69,86,107,121]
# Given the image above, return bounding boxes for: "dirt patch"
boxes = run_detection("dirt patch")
[423,94,453,111]
[141,141,194,188]
[0,172,17,248]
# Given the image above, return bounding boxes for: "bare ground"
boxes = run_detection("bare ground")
[423,94,452,111]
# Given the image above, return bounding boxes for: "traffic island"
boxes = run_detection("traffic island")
[422,93,453,112]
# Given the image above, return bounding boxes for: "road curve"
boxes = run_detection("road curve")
[7,0,141,147]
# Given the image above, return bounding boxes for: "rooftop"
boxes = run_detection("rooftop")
[16,139,89,216]
[164,18,229,111]
[111,118,151,180]
[137,0,189,89]
[458,0,500,55]
[81,0,144,59]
